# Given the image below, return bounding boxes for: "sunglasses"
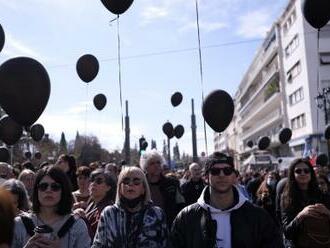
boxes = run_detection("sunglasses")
[37,182,62,192]
[294,168,310,175]
[0,174,7,179]
[90,177,105,185]
[122,177,143,186]
[210,167,234,176]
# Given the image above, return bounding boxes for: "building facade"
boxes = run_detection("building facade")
[214,0,330,170]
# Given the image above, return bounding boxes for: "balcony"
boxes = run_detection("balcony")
[240,91,281,128]
[241,107,282,141]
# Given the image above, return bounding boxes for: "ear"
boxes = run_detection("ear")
[204,174,209,185]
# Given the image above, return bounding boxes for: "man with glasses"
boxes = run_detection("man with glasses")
[171,152,283,248]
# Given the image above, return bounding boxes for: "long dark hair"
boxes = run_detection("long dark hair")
[281,158,321,210]
[32,166,73,215]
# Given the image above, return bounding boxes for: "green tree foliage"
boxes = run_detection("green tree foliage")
[59,132,68,154]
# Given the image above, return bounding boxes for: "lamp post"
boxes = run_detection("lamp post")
[315,87,330,159]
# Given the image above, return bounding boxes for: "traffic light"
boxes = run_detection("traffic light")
[139,136,148,153]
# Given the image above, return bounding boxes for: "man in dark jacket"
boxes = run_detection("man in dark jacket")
[181,162,205,206]
[140,150,185,225]
[171,152,283,248]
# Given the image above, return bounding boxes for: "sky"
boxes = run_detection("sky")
[0,0,289,156]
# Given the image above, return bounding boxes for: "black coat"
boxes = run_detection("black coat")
[171,188,283,248]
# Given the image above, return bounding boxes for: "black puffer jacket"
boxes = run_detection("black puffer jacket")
[171,186,283,248]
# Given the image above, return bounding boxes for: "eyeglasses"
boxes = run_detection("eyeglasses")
[122,177,143,186]
[209,167,234,176]
[294,168,310,175]
[37,182,62,192]
[90,177,105,185]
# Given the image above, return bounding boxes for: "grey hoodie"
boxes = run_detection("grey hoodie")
[197,186,248,248]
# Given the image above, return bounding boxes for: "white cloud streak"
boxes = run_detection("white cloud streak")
[236,9,272,38]
[2,33,47,62]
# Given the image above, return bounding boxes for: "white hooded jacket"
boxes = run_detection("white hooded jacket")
[197,186,248,248]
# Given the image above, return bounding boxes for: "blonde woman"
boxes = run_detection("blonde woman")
[92,166,169,248]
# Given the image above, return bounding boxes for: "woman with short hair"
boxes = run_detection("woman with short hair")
[12,166,90,248]
[92,166,169,248]
[73,166,91,210]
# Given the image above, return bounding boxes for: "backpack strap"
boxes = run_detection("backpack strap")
[20,215,36,237]
[57,215,76,238]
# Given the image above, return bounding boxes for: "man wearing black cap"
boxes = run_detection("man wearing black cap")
[171,152,283,248]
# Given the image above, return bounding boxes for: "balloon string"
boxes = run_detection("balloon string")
[316,29,320,132]
[195,0,208,156]
[117,15,124,131]
[85,84,89,144]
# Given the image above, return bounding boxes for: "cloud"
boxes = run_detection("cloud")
[65,101,93,115]
[141,6,169,24]
[2,33,47,62]
[179,21,227,33]
[38,112,144,151]
[236,9,272,38]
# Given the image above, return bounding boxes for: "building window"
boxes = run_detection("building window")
[291,113,306,130]
[289,87,304,105]
[287,61,301,83]
[320,53,330,65]
[283,9,297,35]
[285,34,299,57]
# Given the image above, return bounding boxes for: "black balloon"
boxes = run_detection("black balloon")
[202,90,234,133]
[0,57,50,127]
[24,151,31,159]
[279,128,292,144]
[76,54,99,83]
[93,94,107,110]
[325,125,330,139]
[35,151,42,160]
[0,115,23,146]
[316,153,328,167]
[100,0,134,15]
[0,146,9,162]
[174,125,184,139]
[30,124,45,142]
[0,24,4,53]
[258,136,270,150]
[162,122,174,139]
[171,92,183,107]
[302,0,330,29]
[247,140,253,148]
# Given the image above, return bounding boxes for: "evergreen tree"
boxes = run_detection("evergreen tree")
[151,139,157,149]
[173,142,180,161]
[162,139,168,158]
[59,132,68,154]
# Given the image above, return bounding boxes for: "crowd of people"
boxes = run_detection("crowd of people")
[0,150,330,248]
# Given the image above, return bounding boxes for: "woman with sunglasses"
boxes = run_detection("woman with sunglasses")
[92,166,169,248]
[12,166,90,248]
[281,158,330,247]
[84,168,116,240]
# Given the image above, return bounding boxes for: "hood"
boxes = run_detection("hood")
[197,185,247,214]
